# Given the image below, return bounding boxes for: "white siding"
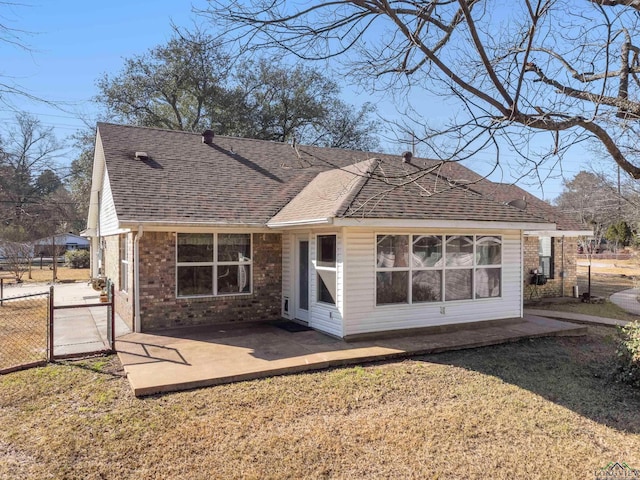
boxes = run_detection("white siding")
[309,231,343,337]
[343,228,523,336]
[99,168,127,236]
[281,233,292,319]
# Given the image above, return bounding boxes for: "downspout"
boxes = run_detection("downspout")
[133,224,144,332]
[520,230,524,319]
[561,237,565,297]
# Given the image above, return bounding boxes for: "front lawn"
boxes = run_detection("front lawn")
[1,327,639,479]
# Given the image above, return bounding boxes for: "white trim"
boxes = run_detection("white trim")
[175,232,253,298]
[525,230,592,237]
[133,225,144,333]
[267,217,334,228]
[334,218,556,231]
[119,223,271,233]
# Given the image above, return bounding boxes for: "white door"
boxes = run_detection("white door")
[294,237,310,322]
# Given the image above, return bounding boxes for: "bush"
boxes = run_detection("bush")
[65,250,90,269]
[615,321,640,388]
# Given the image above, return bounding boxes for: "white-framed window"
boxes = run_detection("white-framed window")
[316,234,337,305]
[538,236,554,279]
[375,234,502,305]
[176,233,252,298]
[120,234,129,293]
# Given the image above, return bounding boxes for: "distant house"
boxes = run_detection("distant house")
[85,123,591,336]
[33,233,90,257]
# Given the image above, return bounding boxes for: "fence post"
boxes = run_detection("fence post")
[1,277,3,307]
[110,283,115,352]
[48,285,54,361]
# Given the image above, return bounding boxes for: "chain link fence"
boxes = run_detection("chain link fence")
[0,291,49,373]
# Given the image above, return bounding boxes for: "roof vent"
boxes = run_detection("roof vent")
[402,151,412,163]
[134,151,148,160]
[507,198,527,210]
[202,129,215,145]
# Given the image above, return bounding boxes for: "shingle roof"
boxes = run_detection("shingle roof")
[272,157,551,224]
[97,123,579,228]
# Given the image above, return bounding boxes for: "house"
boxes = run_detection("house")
[84,123,591,337]
[33,233,90,257]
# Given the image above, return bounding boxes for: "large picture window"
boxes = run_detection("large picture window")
[176,233,251,297]
[376,234,502,305]
[316,235,336,305]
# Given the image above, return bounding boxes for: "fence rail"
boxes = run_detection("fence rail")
[1,283,116,373]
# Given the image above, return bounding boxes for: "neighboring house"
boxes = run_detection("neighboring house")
[85,123,591,336]
[33,233,90,257]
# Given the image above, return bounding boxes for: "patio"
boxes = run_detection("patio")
[116,315,586,396]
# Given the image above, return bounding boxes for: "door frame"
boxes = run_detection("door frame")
[293,234,310,323]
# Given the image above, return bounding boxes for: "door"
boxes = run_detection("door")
[295,237,309,322]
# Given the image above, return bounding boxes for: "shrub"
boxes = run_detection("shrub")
[65,250,90,269]
[615,321,640,388]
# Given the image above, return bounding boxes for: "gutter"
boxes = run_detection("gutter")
[133,224,144,333]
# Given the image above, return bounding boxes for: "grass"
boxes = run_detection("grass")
[1,328,639,479]
[0,296,48,372]
[7,267,90,284]
[529,299,639,322]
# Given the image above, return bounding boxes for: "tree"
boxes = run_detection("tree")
[96,31,381,149]
[0,113,74,241]
[66,128,96,231]
[298,100,381,150]
[202,0,640,182]
[605,220,633,249]
[96,29,231,132]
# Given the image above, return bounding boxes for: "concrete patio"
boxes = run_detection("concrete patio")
[116,315,586,397]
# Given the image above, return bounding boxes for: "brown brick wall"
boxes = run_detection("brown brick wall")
[523,236,578,300]
[138,232,282,331]
[103,234,134,330]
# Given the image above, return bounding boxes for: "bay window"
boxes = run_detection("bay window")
[176,233,251,297]
[376,234,502,305]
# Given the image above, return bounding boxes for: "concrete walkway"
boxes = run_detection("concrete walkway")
[116,315,586,397]
[524,308,630,327]
[2,281,131,357]
[610,288,640,316]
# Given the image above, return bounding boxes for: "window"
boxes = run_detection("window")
[120,234,129,292]
[538,236,554,279]
[176,233,251,297]
[316,235,336,304]
[376,234,502,305]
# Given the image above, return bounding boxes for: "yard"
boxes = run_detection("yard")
[1,326,639,479]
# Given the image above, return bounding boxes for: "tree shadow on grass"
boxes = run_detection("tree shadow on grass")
[418,328,640,434]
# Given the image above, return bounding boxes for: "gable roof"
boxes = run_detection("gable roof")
[270,158,551,226]
[92,123,582,231]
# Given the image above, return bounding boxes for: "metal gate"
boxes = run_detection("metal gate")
[49,283,116,360]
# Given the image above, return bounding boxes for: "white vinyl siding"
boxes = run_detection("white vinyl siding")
[343,228,522,337]
[98,169,124,236]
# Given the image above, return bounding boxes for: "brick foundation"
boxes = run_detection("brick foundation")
[137,232,282,331]
[523,236,578,300]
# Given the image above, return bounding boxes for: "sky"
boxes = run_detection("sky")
[0,0,599,201]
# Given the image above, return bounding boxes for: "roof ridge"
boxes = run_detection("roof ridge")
[334,158,381,217]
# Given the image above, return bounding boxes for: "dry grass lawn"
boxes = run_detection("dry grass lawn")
[1,327,639,479]
[18,267,90,284]
[0,296,48,372]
